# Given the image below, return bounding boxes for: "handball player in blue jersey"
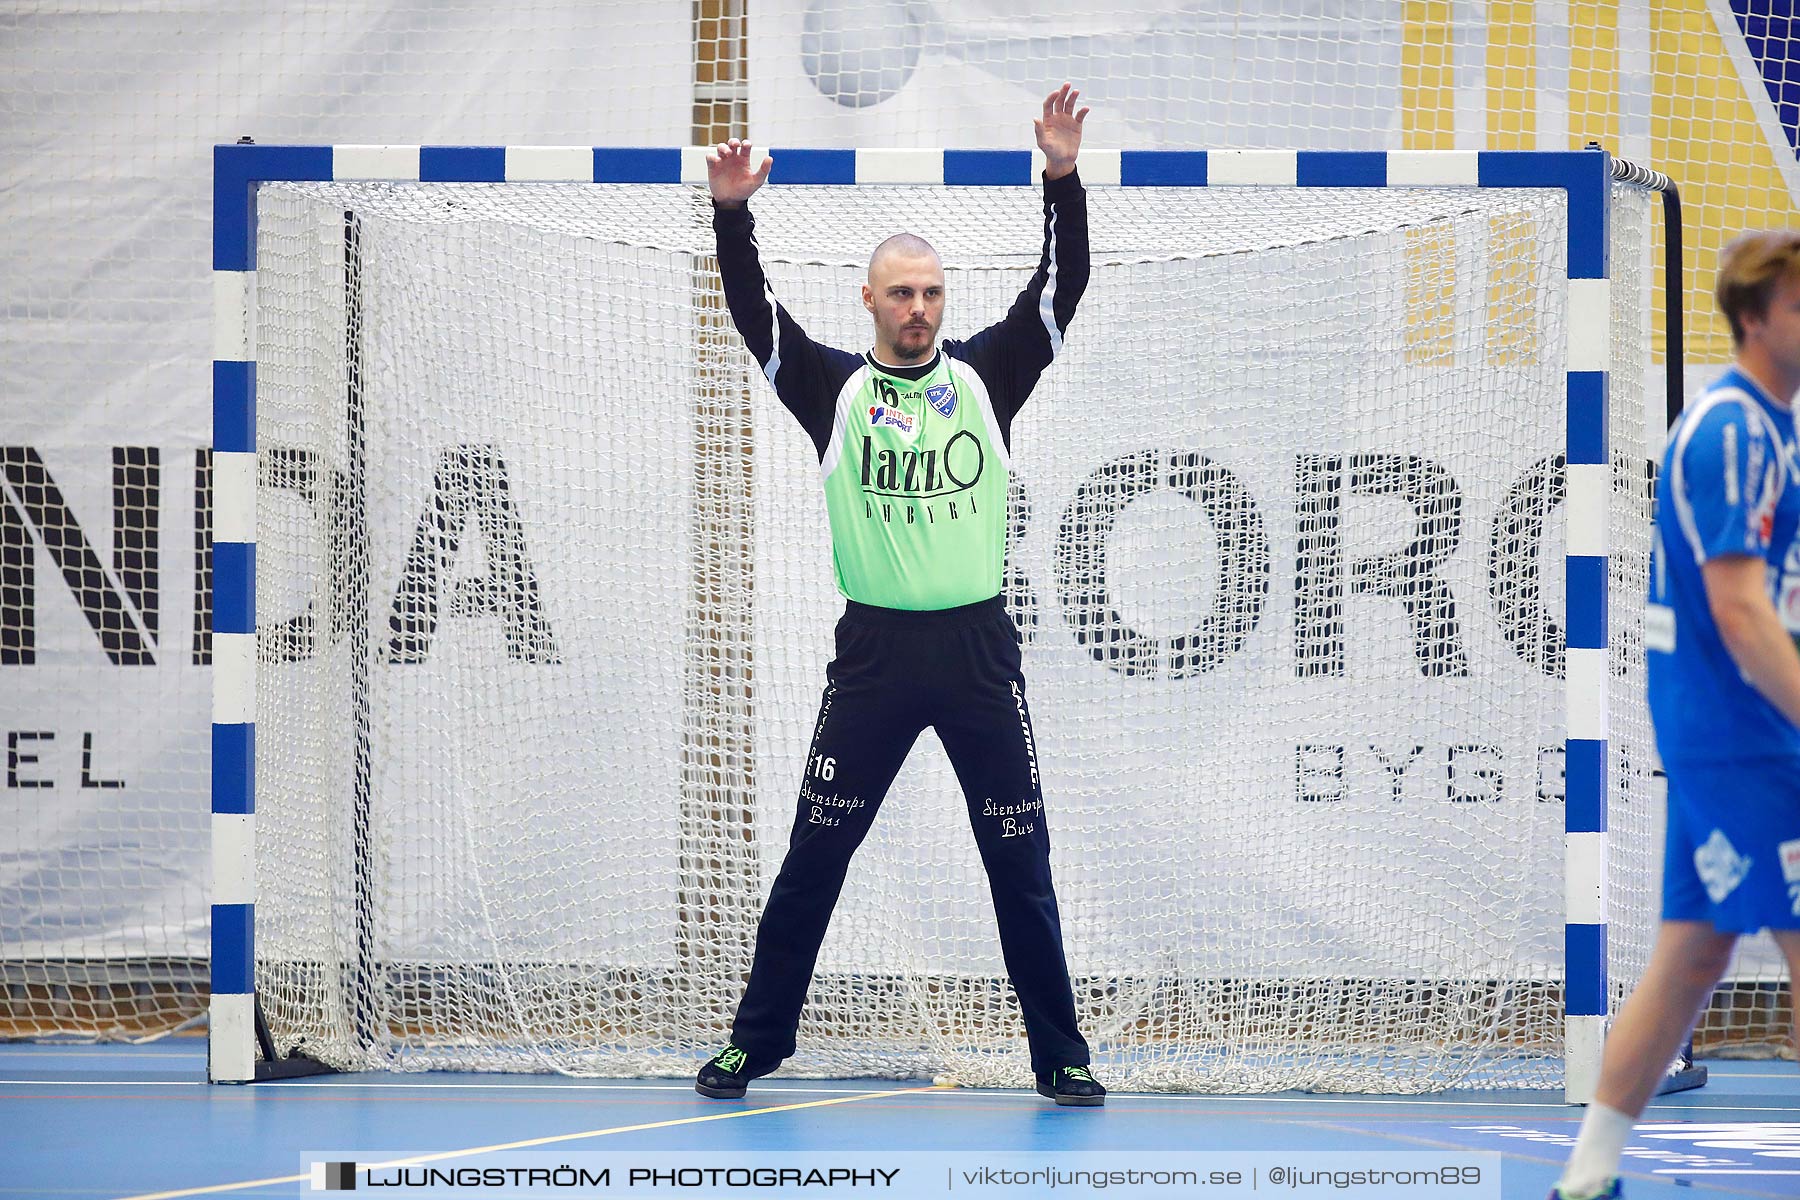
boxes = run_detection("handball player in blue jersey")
[1552,232,1800,1200]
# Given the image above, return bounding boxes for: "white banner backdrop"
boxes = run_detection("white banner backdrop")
[744,185,1580,984]
[0,444,212,961]
[251,188,698,968]
[241,178,1594,1007]
[749,0,1413,151]
[4,0,1787,1029]
[735,0,1777,1021]
[2,4,691,973]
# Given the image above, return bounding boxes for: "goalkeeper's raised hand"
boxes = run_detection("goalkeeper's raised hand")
[707,138,772,209]
[1035,84,1089,181]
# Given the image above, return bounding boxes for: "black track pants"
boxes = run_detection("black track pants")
[730,595,1090,1074]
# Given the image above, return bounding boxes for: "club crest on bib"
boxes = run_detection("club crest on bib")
[925,383,957,417]
[867,405,917,436]
[1695,828,1752,905]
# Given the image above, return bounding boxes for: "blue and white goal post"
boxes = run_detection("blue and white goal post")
[211,142,1667,1100]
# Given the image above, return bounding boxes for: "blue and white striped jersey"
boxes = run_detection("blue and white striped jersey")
[1647,367,1800,765]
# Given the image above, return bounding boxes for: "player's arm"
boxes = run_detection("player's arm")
[1679,398,1800,727]
[1704,556,1800,728]
[708,138,856,458]
[953,86,1091,437]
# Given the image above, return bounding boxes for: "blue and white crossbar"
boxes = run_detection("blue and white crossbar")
[212,144,1617,1101]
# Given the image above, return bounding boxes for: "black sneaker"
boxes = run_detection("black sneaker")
[695,1043,774,1099]
[1035,1065,1106,1106]
[1547,1181,1621,1200]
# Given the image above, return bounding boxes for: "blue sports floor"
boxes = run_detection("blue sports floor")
[3,1042,1797,1200]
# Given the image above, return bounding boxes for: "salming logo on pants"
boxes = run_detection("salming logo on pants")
[729,596,1089,1073]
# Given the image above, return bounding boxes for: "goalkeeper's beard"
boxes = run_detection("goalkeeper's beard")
[886,319,937,363]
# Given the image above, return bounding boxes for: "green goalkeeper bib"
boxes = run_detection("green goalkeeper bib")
[820,353,1011,610]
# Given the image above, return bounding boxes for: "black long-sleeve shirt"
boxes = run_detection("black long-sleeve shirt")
[712,170,1090,458]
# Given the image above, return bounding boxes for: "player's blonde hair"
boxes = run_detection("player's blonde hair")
[1715,230,1800,348]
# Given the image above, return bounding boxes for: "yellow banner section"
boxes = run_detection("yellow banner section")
[1405,225,1459,366]
[1403,0,1458,151]
[1654,0,1800,364]
[1487,0,1537,150]
[1400,0,1798,369]
[1568,1,1620,152]
[1402,0,1456,360]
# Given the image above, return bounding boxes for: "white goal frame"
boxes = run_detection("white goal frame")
[211,143,1632,1099]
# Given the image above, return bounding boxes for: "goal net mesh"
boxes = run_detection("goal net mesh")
[251,177,1655,1091]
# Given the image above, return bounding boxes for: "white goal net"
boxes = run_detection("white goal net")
[250,174,1655,1091]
